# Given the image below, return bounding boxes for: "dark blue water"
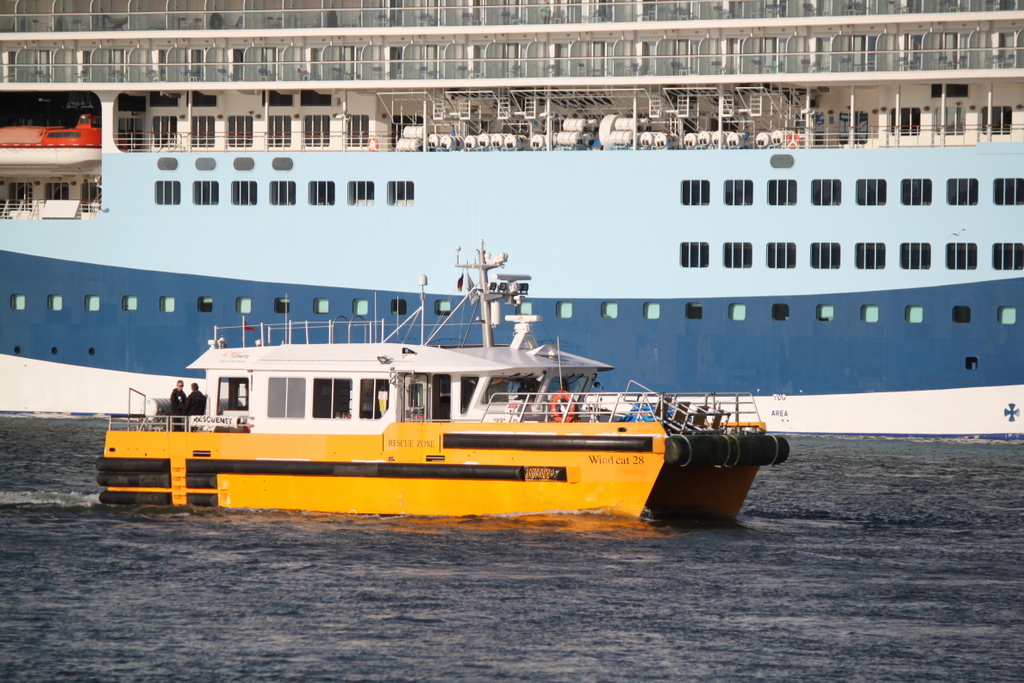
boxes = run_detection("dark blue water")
[1,416,1022,682]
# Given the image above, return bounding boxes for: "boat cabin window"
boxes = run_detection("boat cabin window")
[545,375,590,394]
[313,378,352,419]
[484,375,541,403]
[268,378,305,418]
[218,377,249,414]
[460,377,479,415]
[359,379,389,419]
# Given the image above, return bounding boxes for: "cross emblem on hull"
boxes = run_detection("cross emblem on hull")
[1005,404,1020,422]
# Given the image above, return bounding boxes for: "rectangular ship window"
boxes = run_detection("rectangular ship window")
[855,243,886,270]
[947,178,978,206]
[767,179,797,206]
[998,307,1016,325]
[906,305,924,323]
[811,243,841,269]
[160,296,175,313]
[901,179,932,206]
[387,181,414,206]
[309,181,336,206]
[685,303,702,320]
[391,298,407,316]
[811,179,841,206]
[313,378,352,419]
[359,378,389,419]
[601,302,618,319]
[680,180,710,205]
[193,181,219,205]
[84,295,100,312]
[680,242,709,268]
[227,115,254,148]
[122,296,138,312]
[268,115,292,148]
[556,301,573,319]
[47,294,63,311]
[900,243,931,270]
[236,297,252,315]
[231,181,257,206]
[946,243,977,270]
[268,377,306,418]
[816,304,835,322]
[304,114,330,148]
[993,243,1024,270]
[154,180,181,205]
[994,178,1024,206]
[274,297,290,314]
[952,306,971,324]
[45,182,70,200]
[352,298,369,316]
[218,377,249,414]
[197,297,214,313]
[10,294,26,310]
[856,179,887,206]
[643,302,660,320]
[436,300,452,316]
[861,305,879,323]
[772,303,790,321]
[191,115,215,148]
[515,301,532,315]
[348,181,375,206]
[269,181,296,206]
[728,303,746,321]
[313,298,329,314]
[724,179,753,206]
[723,242,752,269]
[767,242,796,269]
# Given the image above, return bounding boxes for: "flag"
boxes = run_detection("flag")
[457,274,464,291]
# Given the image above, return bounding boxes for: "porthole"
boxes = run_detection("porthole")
[13,346,20,354]
[51,347,58,356]
[88,348,95,356]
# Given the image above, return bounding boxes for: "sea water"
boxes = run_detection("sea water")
[1,416,1022,682]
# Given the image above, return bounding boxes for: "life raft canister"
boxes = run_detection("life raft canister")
[549,389,578,423]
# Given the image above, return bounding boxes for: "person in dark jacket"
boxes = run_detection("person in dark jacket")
[170,380,187,431]
[185,383,207,416]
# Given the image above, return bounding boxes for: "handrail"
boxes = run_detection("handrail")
[2,1,1020,35]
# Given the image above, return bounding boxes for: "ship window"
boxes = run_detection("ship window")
[272,157,294,171]
[685,303,702,320]
[236,297,252,315]
[680,242,709,268]
[856,179,887,206]
[348,181,375,206]
[965,357,979,370]
[157,158,178,171]
[900,243,931,270]
[195,158,217,171]
[556,301,573,318]
[122,296,138,312]
[270,181,296,206]
[353,298,369,316]
[484,376,540,403]
[947,179,978,206]
[152,116,177,147]
[993,243,1024,270]
[516,301,533,315]
[435,300,452,316]
[48,295,63,311]
[160,296,175,313]
[643,302,660,320]
[811,179,842,206]
[9,182,32,200]
[193,92,217,107]
[45,183,70,200]
[227,115,254,148]
[767,180,797,206]
[901,179,932,206]
[231,181,257,206]
[723,179,753,206]
[309,181,336,206]
[994,178,1024,205]
[767,242,796,269]
[391,298,407,316]
[983,106,1012,134]
[84,295,100,312]
[816,304,834,322]
[952,306,971,324]
[313,378,352,419]
[460,376,479,415]
[723,243,752,269]
[359,378,389,419]
[387,181,414,206]
[811,243,841,269]
[154,181,181,205]
[772,304,790,321]
[268,377,306,418]
[193,181,219,205]
[597,302,618,319]
[10,294,25,311]
[197,297,214,313]
[149,92,179,108]
[191,116,215,149]
[861,305,880,323]
[274,298,290,314]
[218,377,249,414]
[304,114,331,148]
[233,157,255,172]
[680,180,710,205]
[905,305,924,323]
[998,307,1016,325]
[83,182,101,204]
[313,298,330,314]
[945,243,977,270]
[890,108,921,135]
[855,243,886,270]
[728,303,746,321]
[268,115,292,148]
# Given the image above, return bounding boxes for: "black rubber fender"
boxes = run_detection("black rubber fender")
[664,434,790,467]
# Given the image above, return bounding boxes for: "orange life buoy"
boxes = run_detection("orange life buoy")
[786,133,801,149]
[549,389,578,423]
[367,137,380,152]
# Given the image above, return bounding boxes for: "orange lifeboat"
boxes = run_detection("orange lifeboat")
[0,114,102,173]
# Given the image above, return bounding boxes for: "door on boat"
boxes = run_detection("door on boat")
[403,374,451,422]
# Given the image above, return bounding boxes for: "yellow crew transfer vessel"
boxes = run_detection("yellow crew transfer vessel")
[97,245,789,520]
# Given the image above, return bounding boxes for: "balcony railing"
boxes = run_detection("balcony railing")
[4,48,1020,86]
[1,0,1021,34]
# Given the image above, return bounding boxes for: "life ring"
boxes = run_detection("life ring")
[367,137,380,152]
[549,389,578,423]
[786,133,801,149]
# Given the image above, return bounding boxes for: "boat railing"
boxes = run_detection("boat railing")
[3,1,1020,35]
[0,199,101,221]
[482,390,764,433]
[212,315,476,348]
[109,413,189,432]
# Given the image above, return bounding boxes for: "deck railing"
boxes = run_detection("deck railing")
[2,1,1021,35]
